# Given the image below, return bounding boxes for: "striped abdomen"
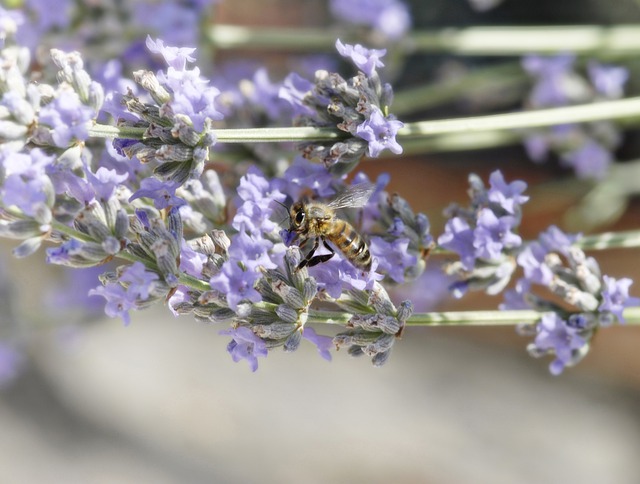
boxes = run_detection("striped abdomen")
[326,219,372,271]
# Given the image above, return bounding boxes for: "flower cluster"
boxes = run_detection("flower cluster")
[116,37,222,190]
[1,1,640,381]
[439,170,529,297]
[280,40,403,175]
[501,226,640,374]
[522,54,628,179]
[334,281,413,366]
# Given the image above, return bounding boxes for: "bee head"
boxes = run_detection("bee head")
[290,202,306,232]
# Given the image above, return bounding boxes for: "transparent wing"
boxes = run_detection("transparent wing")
[327,182,376,210]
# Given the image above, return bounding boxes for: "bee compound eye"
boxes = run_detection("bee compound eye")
[295,211,305,225]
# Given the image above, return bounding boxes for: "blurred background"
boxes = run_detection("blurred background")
[2,0,640,482]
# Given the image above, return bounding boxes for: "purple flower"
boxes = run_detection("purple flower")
[533,313,587,375]
[145,36,196,71]
[38,90,95,147]
[88,283,137,325]
[487,170,529,214]
[473,209,522,261]
[278,72,315,117]
[560,139,612,179]
[129,178,186,209]
[538,225,579,256]
[26,0,72,30]
[276,156,335,199]
[523,133,551,162]
[522,54,576,107]
[147,37,223,133]
[94,60,139,122]
[438,217,476,271]
[599,276,640,323]
[136,8,200,48]
[302,327,333,361]
[369,236,417,283]
[233,167,285,236]
[588,62,628,99]
[310,257,381,298]
[251,68,290,121]
[119,262,159,300]
[356,107,403,158]
[179,240,207,277]
[330,0,411,40]
[335,40,386,77]
[85,166,129,201]
[45,239,84,265]
[209,262,262,311]
[500,278,532,310]
[1,175,48,217]
[228,231,277,271]
[516,241,553,286]
[219,326,268,372]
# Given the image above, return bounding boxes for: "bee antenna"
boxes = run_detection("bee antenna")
[271,199,291,226]
[273,199,289,210]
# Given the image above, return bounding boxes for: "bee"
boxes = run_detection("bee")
[286,183,375,272]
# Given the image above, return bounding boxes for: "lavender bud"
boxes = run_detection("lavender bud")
[156,144,194,163]
[275,304,299,324]
[396,300,413,323]
[252,322,297,339]
[114,209,130,240]
[167,207,183,243]
[188,234,217,255]
[362,333,395,355]
[368,282,396,316]
[284,330,302,352]
[13,237,42,258]
[0,220,43,239]
[372,350,392,367]
[575,265,602,294]
[302,278,318,303]
[282,286,305,310]
[210,229,231,254]
[172,116,201,146]
[350,314,401,335]
[210,308,236,322]
[101,236,121,255]
[133,70,171,105]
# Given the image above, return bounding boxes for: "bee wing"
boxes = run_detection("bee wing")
[327,182,376,210]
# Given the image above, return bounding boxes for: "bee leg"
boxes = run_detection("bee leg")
[297,238,320,269]
[306,240,335,268]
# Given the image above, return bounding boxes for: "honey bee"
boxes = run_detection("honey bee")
[286,183,375,271]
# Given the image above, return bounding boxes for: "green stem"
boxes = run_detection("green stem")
[576,229,640,251]
[400,97,640,138]
[208,23,640,56]
[89,97,640,145]
[408,25,640,56]
[309,307,640,326]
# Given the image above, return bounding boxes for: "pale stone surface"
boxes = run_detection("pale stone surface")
[1,305,639,484]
